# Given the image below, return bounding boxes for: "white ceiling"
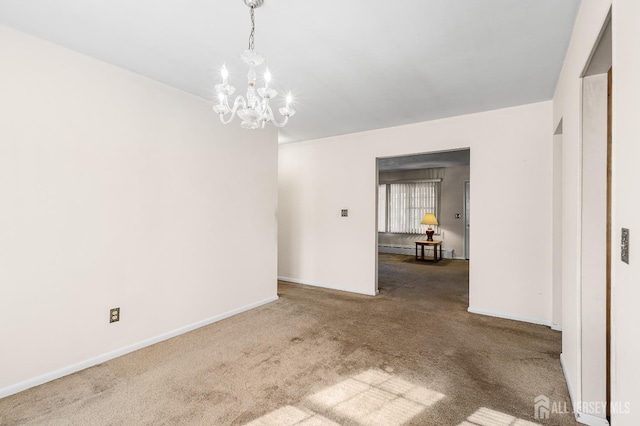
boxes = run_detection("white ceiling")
[0,0,581,144]
[378,149,470,172]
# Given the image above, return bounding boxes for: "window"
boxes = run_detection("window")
[378,181,440,233]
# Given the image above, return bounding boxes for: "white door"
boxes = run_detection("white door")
[464,181,470,260]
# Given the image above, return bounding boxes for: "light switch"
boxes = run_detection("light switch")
[621,228,629,264]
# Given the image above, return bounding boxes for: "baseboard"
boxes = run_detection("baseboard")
[574,411,609,426]
[278,276,377,296]
[560,353,575,409]
[0,295,279,399]
[559,353,609,426]
[467,307,553,327]
[551,323,563,331]
[377,245,418,256]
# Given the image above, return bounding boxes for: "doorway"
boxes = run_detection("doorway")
[579,14,611,422]
[376,149,470,293]
[552,120,563,331]
[464,180,470,260]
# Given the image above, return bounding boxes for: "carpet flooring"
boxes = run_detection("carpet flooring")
[0,254,577,425]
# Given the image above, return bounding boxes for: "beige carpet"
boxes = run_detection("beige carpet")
[0,254,576,425]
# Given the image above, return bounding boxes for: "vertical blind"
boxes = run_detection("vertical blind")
[378,182,439,233]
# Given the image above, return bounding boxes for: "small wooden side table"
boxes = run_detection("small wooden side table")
[415,240,442,262]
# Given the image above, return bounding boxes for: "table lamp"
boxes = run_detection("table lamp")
[420,213,438,241]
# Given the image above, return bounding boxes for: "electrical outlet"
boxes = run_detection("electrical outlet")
[110,307,120,323]
[341,209,348,217]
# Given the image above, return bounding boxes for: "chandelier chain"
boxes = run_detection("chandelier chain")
[248,6,256,51]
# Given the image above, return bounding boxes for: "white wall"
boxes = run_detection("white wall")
[0,26,278,397]
[278,101,554,325]
[554,0,640,423]
[611,0,640,424]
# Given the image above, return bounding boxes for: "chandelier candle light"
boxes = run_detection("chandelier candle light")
[213,0,295,129]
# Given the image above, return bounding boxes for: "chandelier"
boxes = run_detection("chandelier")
[213,0,295,129]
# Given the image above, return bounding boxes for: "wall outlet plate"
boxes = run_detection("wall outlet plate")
[110,307,120,323]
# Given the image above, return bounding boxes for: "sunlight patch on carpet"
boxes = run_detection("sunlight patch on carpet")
[244,405,339,426]
[460,407,541,426]
[244,368,446,426]
[307,368,445,426]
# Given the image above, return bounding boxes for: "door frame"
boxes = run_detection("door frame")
[463,180,470,260]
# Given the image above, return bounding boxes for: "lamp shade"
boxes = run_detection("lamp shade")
[420,213,438,226]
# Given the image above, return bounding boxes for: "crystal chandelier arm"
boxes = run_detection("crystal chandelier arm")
[257,103,285,128]
[218,96,247,125]
[219,110,236,125]
[262,92,295,127]
[268,115,290,128]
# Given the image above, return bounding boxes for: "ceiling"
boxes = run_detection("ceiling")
[0,0,581,144]
[378,149,470,172]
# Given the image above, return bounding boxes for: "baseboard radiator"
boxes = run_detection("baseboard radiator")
[378,244,454,259]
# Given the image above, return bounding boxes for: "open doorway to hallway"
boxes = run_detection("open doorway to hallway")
[577,13,612,422]
[375,149,470,295]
